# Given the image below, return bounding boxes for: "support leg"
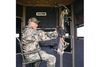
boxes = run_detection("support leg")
[60,54,63,67]
[22,64,25,67]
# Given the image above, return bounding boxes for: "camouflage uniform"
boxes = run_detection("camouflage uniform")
[22,26,58,67]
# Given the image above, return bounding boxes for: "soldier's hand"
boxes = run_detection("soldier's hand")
[58,29,66,37]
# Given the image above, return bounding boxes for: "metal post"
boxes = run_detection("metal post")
[60,54,63,67]
[71,4,75,67]
[22,6,26,67]
[22,64,25,67]
[22,6,26,31]
[59,6,63,67]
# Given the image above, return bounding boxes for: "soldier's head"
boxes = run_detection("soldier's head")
[28,17,40,29]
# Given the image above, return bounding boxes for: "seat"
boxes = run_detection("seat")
[16,37,42,67]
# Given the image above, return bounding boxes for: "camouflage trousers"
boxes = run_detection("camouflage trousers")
[25,50,56,67]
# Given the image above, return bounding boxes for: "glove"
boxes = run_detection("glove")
[58,29,66,37]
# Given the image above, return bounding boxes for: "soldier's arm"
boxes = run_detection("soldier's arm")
[22,28,36,52]
[22,28,35,42]
[38,30,58,41]
[45,31,58,38]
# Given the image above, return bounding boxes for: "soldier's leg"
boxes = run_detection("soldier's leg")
[27,53,42,67]
[39,51,56,67]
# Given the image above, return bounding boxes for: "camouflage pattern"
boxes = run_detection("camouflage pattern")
[22,25,58,66]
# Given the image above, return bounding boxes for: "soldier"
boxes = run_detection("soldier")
[22,17,58,67]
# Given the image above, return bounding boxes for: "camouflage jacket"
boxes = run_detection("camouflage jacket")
[22,26,58,53]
